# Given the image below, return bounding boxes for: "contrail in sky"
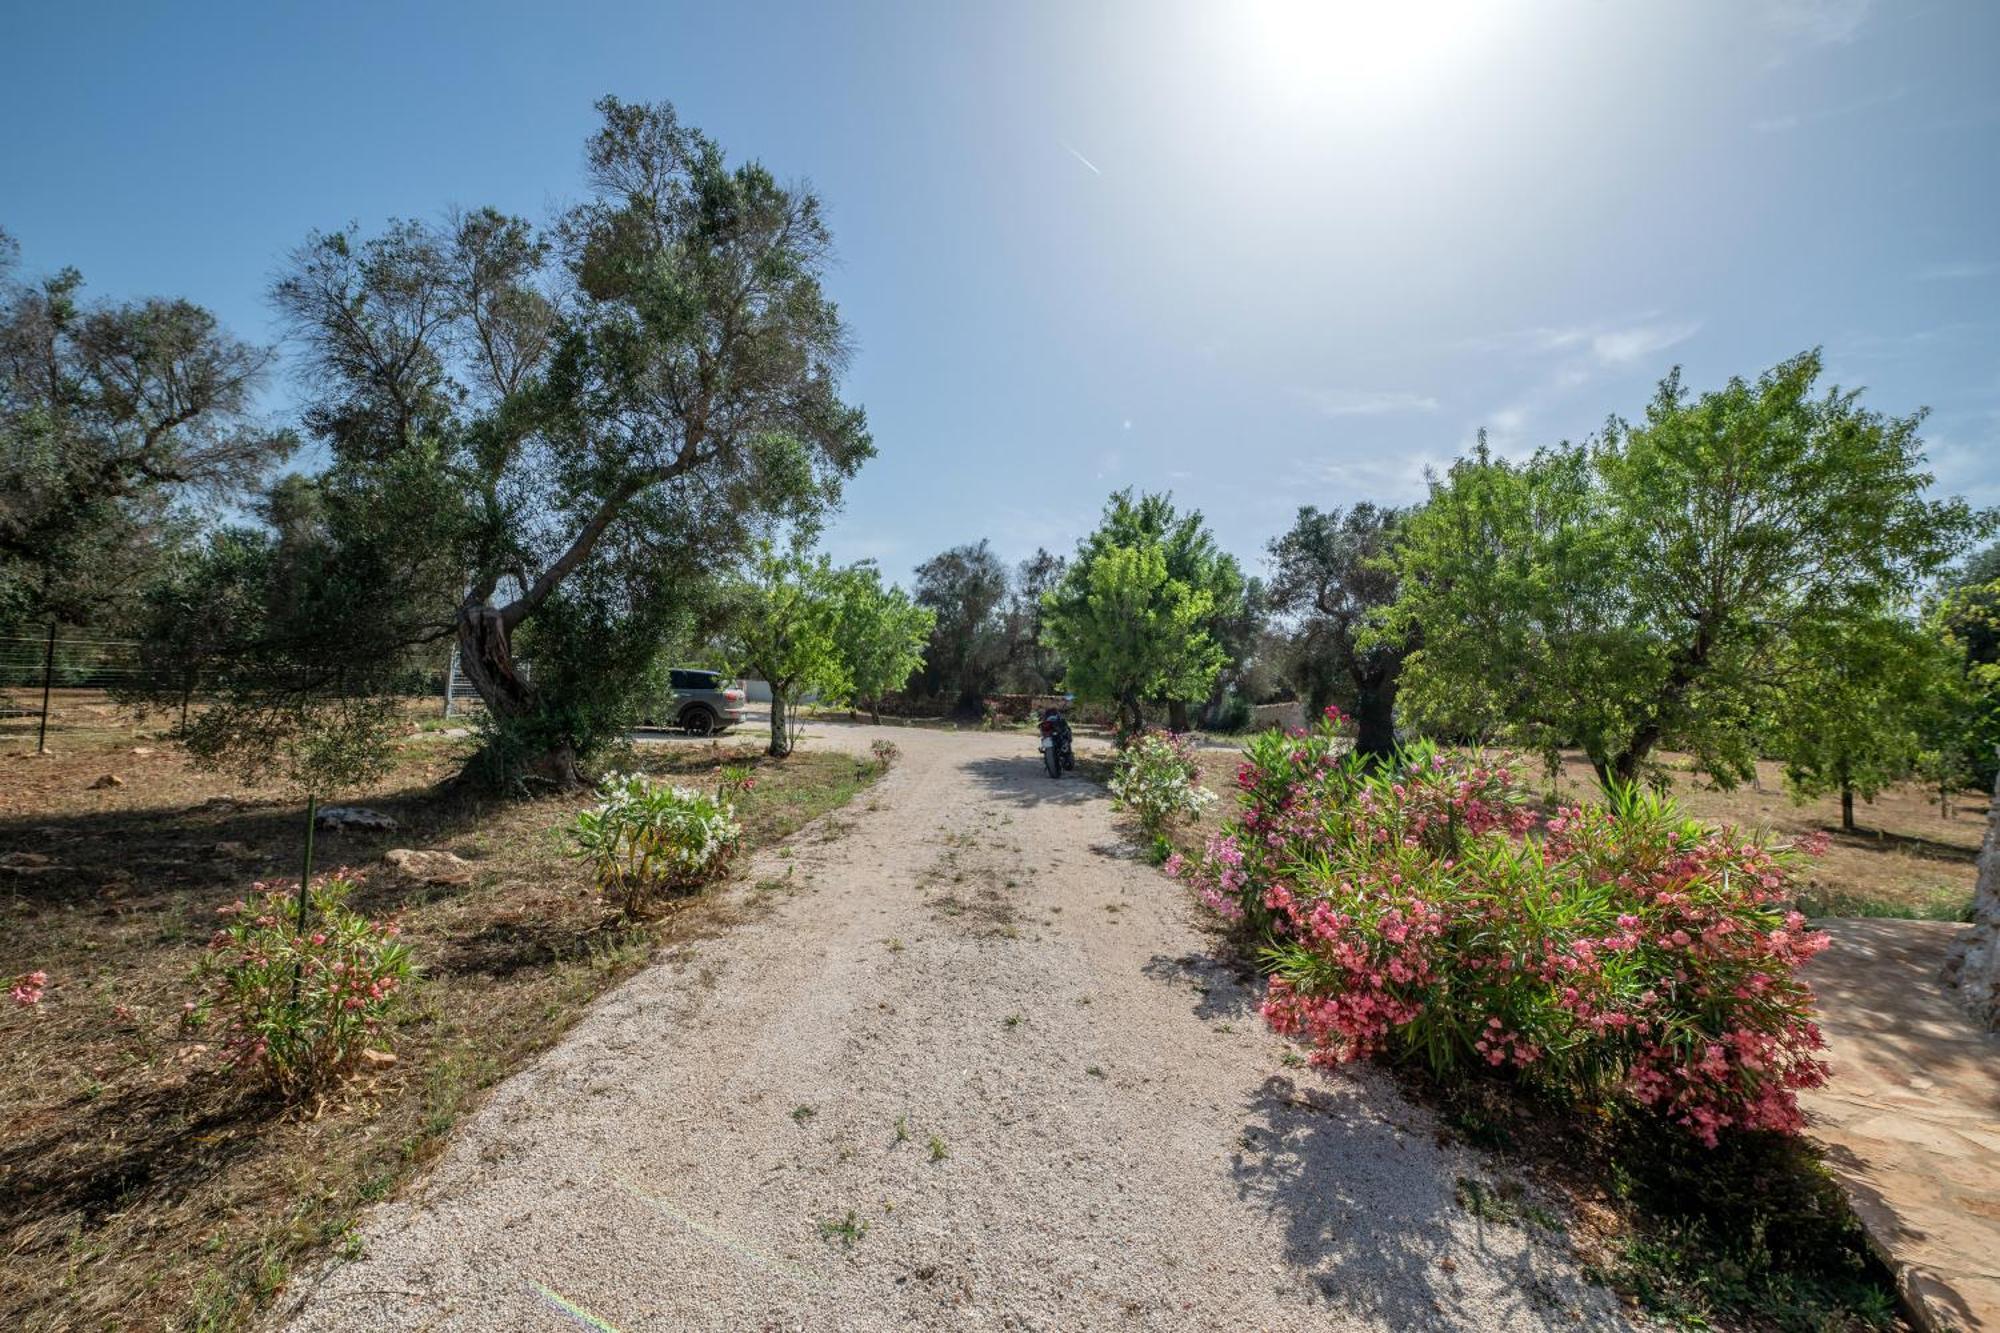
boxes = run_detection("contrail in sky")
[1061,140,1102,175]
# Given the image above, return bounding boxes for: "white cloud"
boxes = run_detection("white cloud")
[1465,317,1700,370]
[1295,387,1441,417]
[1590,321,1701,366]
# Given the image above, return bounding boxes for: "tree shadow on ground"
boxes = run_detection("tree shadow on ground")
[959,754,1112,808]
[1141,950,1265,1021]
[1230,1073,1622,1329]
[1827,827,1979,864]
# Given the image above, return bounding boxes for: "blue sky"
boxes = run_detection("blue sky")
[4,0,1997,579]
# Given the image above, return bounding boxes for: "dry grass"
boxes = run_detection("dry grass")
[1183,741,1983,920]
[0,694,882,1331]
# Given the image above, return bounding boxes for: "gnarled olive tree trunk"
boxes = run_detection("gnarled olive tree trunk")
[455,601,581,789]
[1943,767,2000,1029]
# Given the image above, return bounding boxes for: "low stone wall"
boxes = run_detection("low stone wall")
[1246,702,1305,733]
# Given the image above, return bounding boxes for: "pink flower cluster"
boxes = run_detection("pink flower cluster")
[10,970,48,1007]
[1175,715,1833,1146]
[184,872,414,1097]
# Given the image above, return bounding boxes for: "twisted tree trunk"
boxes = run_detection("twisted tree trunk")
[1943,767,2000,1029]
[455,602,580,788]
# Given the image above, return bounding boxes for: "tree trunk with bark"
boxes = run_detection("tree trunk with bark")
[1168,699,1191,733]
[1349,665,1398,765]
[1840,783,1856,834]
[455,602,580,788]
[1942,767,2000,1029]
[767,688,792,758]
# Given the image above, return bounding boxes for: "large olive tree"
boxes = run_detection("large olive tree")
[0,228,293,630]
[265,98,872,786]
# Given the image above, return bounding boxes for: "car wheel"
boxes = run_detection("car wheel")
[683,707,716,737]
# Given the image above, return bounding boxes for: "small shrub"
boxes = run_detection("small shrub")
[183,875,414,1097]
[870,738,900,766]
[10,970,48,1007]
[569,772,743,914]
[1174,708,1832,1146]
[1108,730,1214,837]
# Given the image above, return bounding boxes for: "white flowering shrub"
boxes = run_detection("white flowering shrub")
[1109,730,1215,840]
[570,772,744,915]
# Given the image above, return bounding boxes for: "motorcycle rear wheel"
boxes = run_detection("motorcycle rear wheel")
[1044,747,1062,779]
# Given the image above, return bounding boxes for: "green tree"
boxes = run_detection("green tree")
[911,540,1011,714]
[1043,537,1226,736]
[1002,546,1068,693]
[1067,490,1246,729]
[259,97,871,787]
[1931,576,2000,788]
[1268,502,1407,761]
[715,541,849,757]
[1391,352,1984,791]
[1774,611,1954,832]
[831,565,933,723]
[0,229,294,630]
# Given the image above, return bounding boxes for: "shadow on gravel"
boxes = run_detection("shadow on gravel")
[1142,951,1264,1021]
[960,755,1111,808]
[1231,1075,1617,1329]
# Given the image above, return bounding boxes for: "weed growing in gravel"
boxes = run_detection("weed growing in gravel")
[818,1210,868,1247]
[927,1133,948,1162]
[1003,1012,1024,1028]
[1085,1065,1106,1078]
[790,1105,817,1125]
[885,937,904,953]
[893,1114,909,1144]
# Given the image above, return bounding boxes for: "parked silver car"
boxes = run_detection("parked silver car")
[647,668,746,735]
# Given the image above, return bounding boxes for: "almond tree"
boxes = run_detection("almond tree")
[1390,352,1985,792]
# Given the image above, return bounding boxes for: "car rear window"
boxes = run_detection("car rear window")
[672,670,720,691]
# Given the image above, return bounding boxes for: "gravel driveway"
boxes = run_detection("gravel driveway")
[282,721,1622,1332]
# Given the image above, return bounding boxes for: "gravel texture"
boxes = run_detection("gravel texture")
[282,721,1625,1332]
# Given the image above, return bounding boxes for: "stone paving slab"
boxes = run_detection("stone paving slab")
[1804,919,2000,1332]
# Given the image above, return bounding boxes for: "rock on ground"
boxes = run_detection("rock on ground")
[282,722,1623,1332]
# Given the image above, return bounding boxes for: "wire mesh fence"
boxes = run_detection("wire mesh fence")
[1,627,477,752]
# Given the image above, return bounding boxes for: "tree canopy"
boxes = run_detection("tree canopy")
[0,230,293,629]
[1268,502,1407,760]
[223,96,873,786]
[1390,351,1984,791]
[1043,492,1230,734]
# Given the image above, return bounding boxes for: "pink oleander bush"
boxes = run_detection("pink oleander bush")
[1172,707,1832,1146]
[183,874,414,1097]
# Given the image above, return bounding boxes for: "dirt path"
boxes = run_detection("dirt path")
[283,722,1619,1332]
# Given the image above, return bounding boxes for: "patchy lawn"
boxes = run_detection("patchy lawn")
[1184,742,1984,921]
[0,696,884,1331]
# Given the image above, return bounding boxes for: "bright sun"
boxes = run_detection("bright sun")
[1220,0,1498,121]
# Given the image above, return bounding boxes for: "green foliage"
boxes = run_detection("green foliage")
[1269,502,1406,758]
[1108,729,1215,836]
[1931,576,2000,786]
[247,97,872,784]
[1043,492,1230,732]
[184,875,415,1098]
[1773,611,1957,829]
[1180,711,1835,1145]
[911,540,1012,708]
[0,238,295,631]
[568,772,744,915]
[1390,352,1986,792]
[831,565,934,720]
[715,540,852,756]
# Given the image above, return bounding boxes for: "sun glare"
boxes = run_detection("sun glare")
[1219,0,1498,121]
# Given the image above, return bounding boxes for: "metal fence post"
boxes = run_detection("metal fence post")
[36,621,54,754]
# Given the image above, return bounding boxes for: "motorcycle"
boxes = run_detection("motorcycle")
[1037,706,1075,779]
